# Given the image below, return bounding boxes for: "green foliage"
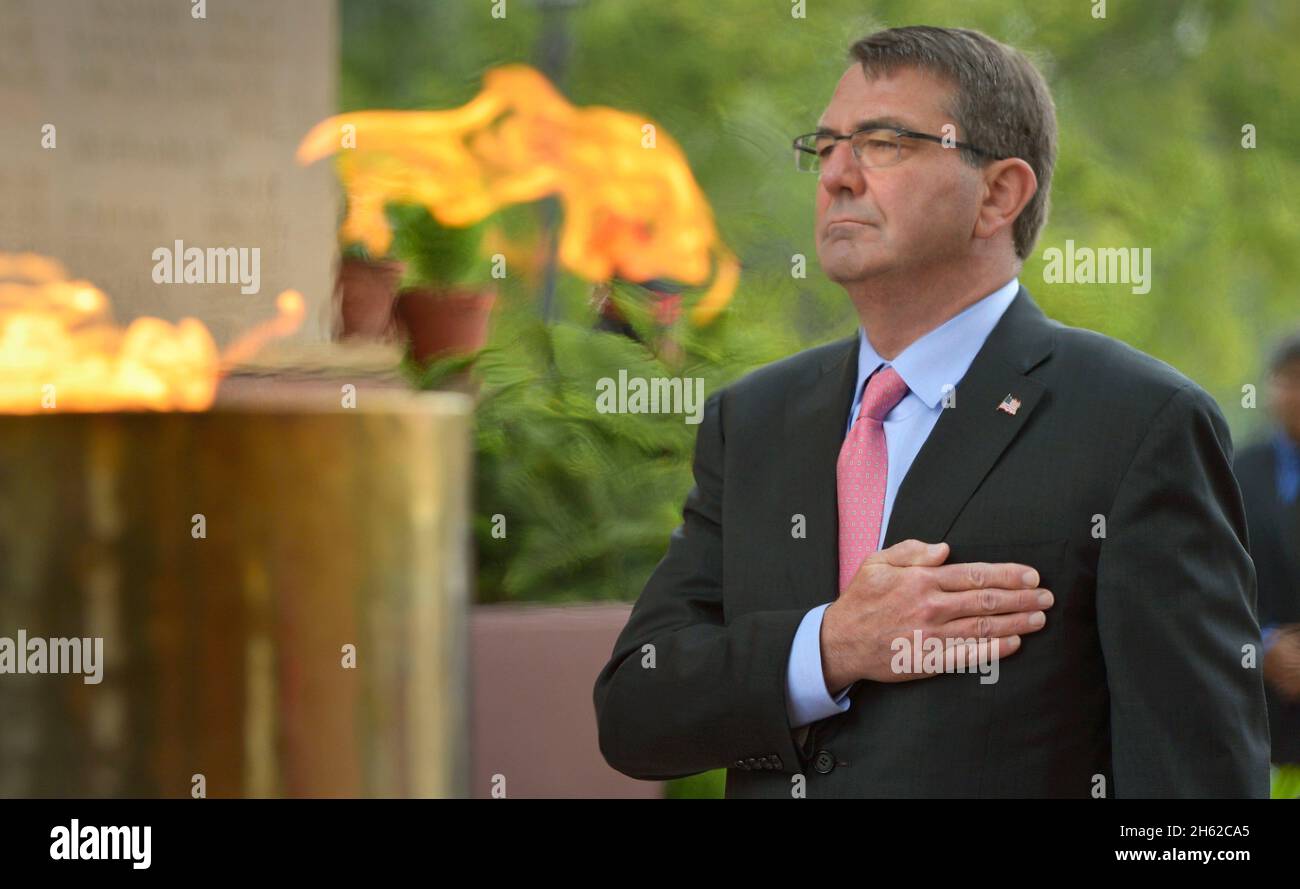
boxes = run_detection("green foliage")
[454,264,808,604]
[666,768,726,799]
[470,320,697,603]
[386,203,487,290]
[340,240,374,262]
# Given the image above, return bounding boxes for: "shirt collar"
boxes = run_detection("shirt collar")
[855,277,1021,410]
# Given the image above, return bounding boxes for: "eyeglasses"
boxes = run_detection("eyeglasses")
[792,126,1000,173]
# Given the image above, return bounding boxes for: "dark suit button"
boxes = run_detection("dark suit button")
[813,749,835,774]
[732,760,746,769]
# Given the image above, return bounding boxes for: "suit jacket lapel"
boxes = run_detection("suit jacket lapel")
[882,286,1056,547]
[782,333,860,612]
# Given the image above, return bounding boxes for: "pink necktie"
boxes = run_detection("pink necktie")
[837,365,910,593]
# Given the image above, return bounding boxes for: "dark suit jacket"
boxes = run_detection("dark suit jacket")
[593,285,1271,797]
[1234,438,1300,764]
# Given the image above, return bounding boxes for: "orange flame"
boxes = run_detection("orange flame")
[0,252,303,413]
[297,64,739,325]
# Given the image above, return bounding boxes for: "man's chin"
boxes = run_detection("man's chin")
[821,257,892,285]
[818,241,891,281]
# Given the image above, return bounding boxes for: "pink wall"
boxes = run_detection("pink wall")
[470,603,662,799]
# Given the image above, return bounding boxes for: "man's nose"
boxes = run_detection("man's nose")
[818,140,867,196]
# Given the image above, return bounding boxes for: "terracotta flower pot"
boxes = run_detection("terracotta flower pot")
[395,285,497,362]
[336,257,405,340]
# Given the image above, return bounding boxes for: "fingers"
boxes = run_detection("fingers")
[938,608,1049,640]
[935,586,1054,622]
[932,560,1039,592]
[870,538,949,568]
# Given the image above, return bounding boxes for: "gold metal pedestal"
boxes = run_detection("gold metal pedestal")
[0,389,472,798]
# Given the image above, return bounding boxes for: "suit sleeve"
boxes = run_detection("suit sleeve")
[1096,385,1272,798]
[593,389,812,780]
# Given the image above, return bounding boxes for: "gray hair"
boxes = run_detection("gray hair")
[849,26,1057,260]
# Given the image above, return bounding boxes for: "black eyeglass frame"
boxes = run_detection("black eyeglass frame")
[792,126,1002,171]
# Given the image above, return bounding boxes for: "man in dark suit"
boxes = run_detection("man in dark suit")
[593,26,1270,797]
[1235,333,1300,797]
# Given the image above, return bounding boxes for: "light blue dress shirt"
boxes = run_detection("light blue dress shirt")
[785,277,1021,728]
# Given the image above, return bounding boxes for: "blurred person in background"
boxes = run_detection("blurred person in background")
[1236,331,1300,798]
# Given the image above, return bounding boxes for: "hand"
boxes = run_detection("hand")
[820,538,1054,692]
[1263,625,1300,701]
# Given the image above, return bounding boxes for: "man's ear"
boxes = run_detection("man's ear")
[972,158,1037,243]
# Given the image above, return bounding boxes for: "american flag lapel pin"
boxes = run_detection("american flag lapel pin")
[997,393,1022,416]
